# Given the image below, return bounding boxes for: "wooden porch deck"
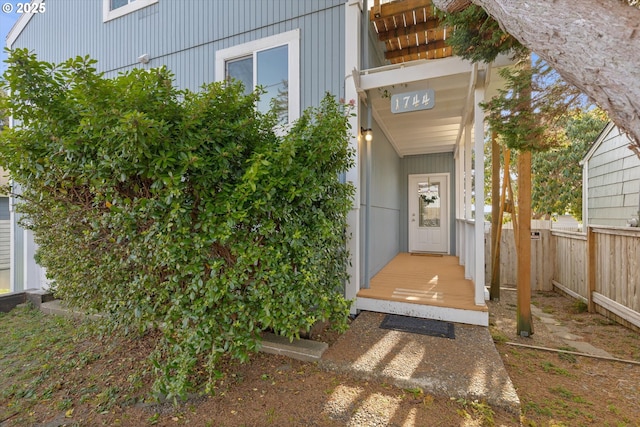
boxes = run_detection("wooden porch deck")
[356,253,488,326]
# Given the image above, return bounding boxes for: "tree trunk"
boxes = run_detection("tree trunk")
[432,0,640,147]
[490,132,501,301]
[516,150,533,337]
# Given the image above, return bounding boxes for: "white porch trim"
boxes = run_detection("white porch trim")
[463,123,473,279]
[473,83,486,305]
[358,57,474,91]
[356,297,489,326]
[344,0,362,314]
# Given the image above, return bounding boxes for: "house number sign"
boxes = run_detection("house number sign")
[391,89,435,114]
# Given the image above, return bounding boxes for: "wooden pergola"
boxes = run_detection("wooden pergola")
[369,0,454,64]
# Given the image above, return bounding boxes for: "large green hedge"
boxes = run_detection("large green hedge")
[0,49,354,398]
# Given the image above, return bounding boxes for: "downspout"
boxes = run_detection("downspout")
[362,0,372,288]
[581,158,588,229]
[8,115,15,293]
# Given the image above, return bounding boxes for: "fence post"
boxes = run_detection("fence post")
[587,226,596,313]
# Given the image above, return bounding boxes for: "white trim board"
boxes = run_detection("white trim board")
[358,57,474,91]
[580,121,617,166]
[6,0,44,48]
[593,292,640,329]
[356,297,489,327]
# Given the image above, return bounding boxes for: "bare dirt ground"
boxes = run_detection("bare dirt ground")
[1,289,639,427]
[490,288,640,426]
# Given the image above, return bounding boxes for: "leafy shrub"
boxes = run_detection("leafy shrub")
[0,49,354,398]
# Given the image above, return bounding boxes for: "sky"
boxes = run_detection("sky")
[0,0,22,77]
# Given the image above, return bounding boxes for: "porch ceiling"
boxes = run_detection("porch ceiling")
[365,0,513,157]
[370,70,470,156]
[360,58,511,157]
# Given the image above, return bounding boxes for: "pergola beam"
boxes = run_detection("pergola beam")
[376,19,440,42]
[369,0,436,21]
[384,40,450,62]
[369,0,453,64]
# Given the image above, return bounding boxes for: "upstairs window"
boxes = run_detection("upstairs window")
[110,0,132,9]
[216,30,300,126]
[103,0,158,22]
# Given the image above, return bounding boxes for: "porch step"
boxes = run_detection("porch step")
[356,296,489,327]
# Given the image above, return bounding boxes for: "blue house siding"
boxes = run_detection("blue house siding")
[400,153,456,254]
[360,117,402,284]
[11,1,345,106]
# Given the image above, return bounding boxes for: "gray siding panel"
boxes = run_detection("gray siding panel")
[12,1,345,103]
[360,116,402,284]
[0,198,9,221]
[0,220,9,270]
[400,153,456,254]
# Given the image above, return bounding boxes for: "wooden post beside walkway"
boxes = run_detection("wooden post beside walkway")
[517,150,533,336]
[587,226,596,313]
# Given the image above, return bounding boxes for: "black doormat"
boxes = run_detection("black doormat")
[379,314,455,339]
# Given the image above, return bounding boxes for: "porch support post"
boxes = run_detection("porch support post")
[473,83,486,305]
[344,0,362,312]
[463,123,472,279]
[454,143,463,258]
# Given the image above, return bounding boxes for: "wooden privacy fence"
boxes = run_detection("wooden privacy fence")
[551,230,587,300]
[550,226,640,331]
[484,227,554,292]
[486,224,640,331]
[586,226,640,330]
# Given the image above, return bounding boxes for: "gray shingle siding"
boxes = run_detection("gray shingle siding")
[586,125,640,226]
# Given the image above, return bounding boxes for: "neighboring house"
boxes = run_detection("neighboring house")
[581,122,640,227]
[6,0,513,326]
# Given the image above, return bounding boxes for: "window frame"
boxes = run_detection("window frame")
[103,0,159,22]
[215,29,301,126]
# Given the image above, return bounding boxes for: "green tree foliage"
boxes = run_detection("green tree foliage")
[482,60,605,220]
[437,4,527,63]
[532,109,608,220]
[0,49,354,399]
[482,59,585,153]
[0,89,7,131]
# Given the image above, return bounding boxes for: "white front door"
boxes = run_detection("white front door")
[408,173,449,253]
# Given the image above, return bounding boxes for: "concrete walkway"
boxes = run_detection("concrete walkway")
[319,311,521,414]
